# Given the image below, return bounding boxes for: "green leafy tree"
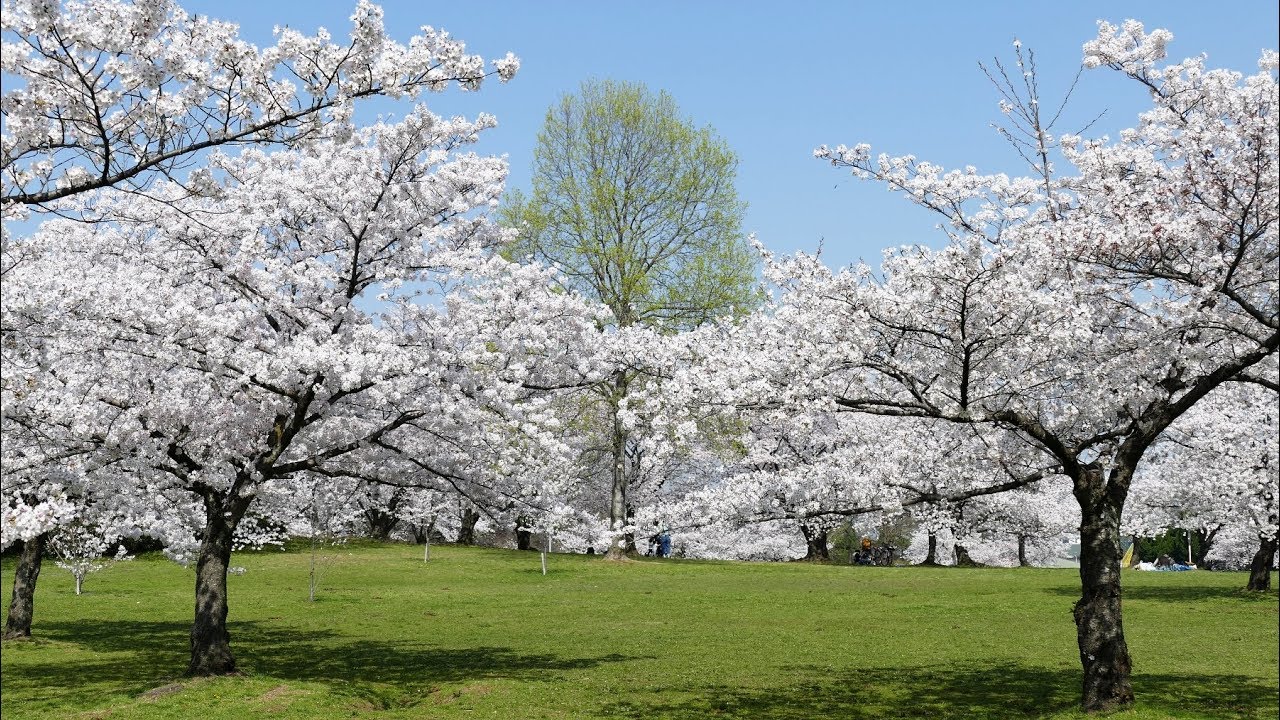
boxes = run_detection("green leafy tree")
[502,79,760,557]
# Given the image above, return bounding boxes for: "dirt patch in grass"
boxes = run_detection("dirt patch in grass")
[431,682,495,705]
[256,684,304,712]
[258,684,292,702]
[139,683,184,701]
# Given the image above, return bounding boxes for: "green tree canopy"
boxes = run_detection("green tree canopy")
[502,79,760,330]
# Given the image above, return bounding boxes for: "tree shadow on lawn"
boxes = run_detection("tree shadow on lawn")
[1042,583,1278,603]
[600,663,1277,720]
[6,619,634,709]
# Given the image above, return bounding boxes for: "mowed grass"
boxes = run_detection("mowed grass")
[1,543,1276,719]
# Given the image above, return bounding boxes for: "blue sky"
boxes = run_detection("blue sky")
[182,0,1279,269]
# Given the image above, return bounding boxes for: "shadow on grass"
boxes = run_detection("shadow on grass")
[4,619,634,709]
[1042,583,1278,603]
[600,663,1277,720]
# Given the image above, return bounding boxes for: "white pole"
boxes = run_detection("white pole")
[541,532,551,575]
[423,519,435,562]
[309,537,317,603]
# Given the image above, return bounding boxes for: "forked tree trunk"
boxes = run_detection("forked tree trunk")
[1072,466,1134,712]
[1191,527,1218,567]
[189,492,250,676]
[801,525,830,561]
[1246,534,1277,592]
[457,508,480,546]
[363,507,400,541]
[3,533,47,640]
[920,530,938,566]
[953,543,978,567]
[1017,535,1031,567]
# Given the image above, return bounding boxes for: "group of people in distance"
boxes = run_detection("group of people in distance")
[853,537,896,566]
[648,524,672,558]
[1134,553,1197,572]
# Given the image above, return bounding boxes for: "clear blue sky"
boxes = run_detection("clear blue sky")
[183,0,1279,269]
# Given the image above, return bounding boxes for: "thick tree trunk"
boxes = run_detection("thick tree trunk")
[515,515,532,551]
[189,492,249,676]
[362,490,404,541]
[920,530,939,566]
[363,507,399,541]
[1246,534,1276,592]
[801,525,830,561]
[3,533,47,640]
[623,504,638,555]
[457,507,480,546]
[1128,536,1142,568]
[1017,535,1031,567]
[953,543,978,567]
[606,378,630,560]
[1072,466,1134,712]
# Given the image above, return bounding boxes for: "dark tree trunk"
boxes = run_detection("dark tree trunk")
[1072,465,1134,712]
[362,490,404,541]
[515,515,532,551]
[1246,534,1277,592]
[1128,536,1141,568]
[411,523,445,544]
[457,508,480,546]
[3,533,47,640]
[363,507,399,541]
[801,525,830,561]
[1017,534,1031,567]
[189,492,251,676]
[623,504,638,555]
[953,543,978,567]
[920,530,939,565]
[1191,527,1218,567]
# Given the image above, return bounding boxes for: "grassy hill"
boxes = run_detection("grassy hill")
[1,542,1276,719]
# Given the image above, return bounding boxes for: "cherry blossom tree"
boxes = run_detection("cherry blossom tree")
[48,518,132,596]
[2,97,604,675]
[500,80,761,558]
[1129,383,1278,587]
[1,0,518,211]
[0,488,73,638]
[799,24,1277,710]
[640,22,1275,711]
[2,0,528,650]
[948,482,1078,567]
[638,332,1058,566]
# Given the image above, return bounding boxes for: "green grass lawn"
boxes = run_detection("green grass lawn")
[1,543,1276,719]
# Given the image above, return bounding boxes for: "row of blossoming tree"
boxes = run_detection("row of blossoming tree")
[1,1,1275,713]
